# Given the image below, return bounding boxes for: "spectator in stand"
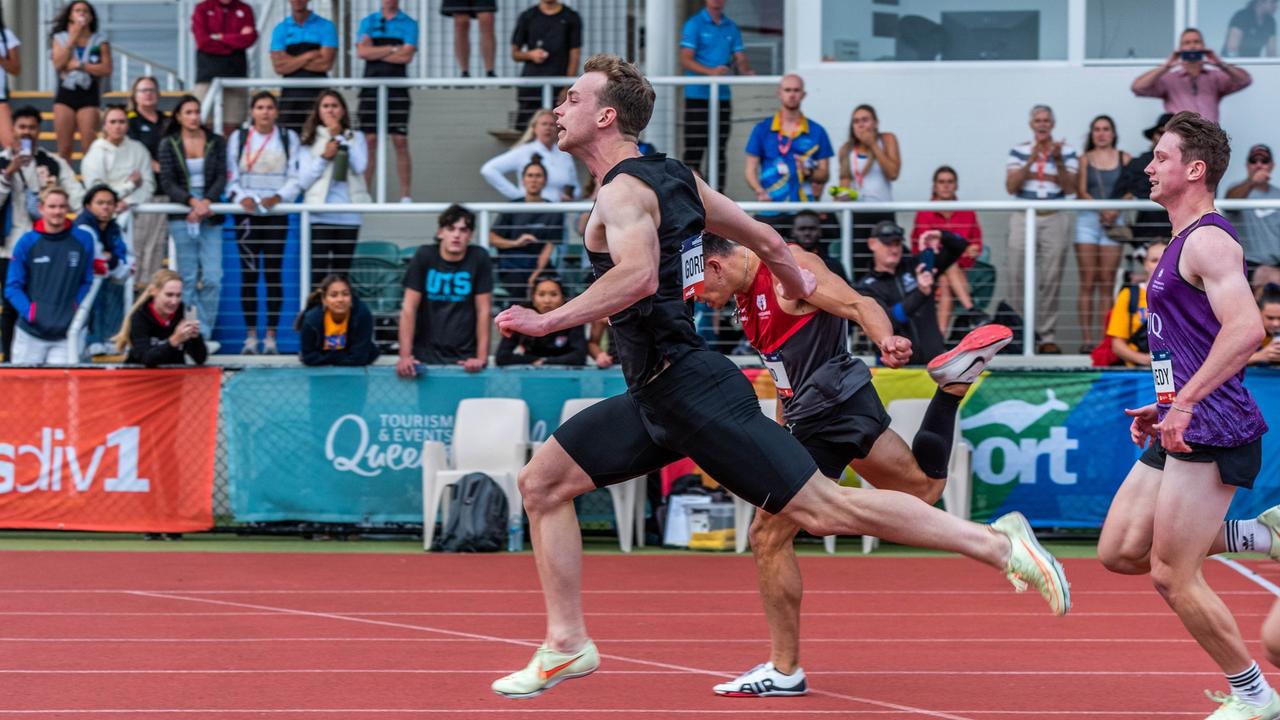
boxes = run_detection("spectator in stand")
[0,7,22,151]
[911,165,988,334]
[126,77,171,290]
[81,105,155,216]
[1248,283,1280,365]
[442,0,496,78]
[790,209,848,283]
[297,90,369,287]
[227,91,302,355]
[191,0,258,137]
[1112,112,1174,242]
[1074,115,1131,353]
[496,274,586,366]
[74,184,130,356]
[270,0,338,134]
[511,0,582,131]
[857,220,969,366]
[1104,239,1166,367]
[744,74,832,229]
[1004,104,1078,354]
[1225,143,1280,292]
[680,0,753,191]
[0,106,84,361]
[1225,0,1277,57]
[481,109,579,201]
[3,188,94,365]
[836,104,901,277]
[114,269,207,367]
[397,204,492,376]
[50,1,111,162]
[1131,28,1251,124]
[356,0,418,203]
[296,274,378,366]
[488,155,562,305]
[156,95,226,343]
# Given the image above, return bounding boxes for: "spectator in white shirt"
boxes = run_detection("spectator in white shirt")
[480,108,579,201]
[80,104,155,214]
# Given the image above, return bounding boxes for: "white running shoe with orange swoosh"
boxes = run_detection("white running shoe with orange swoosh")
[492,640,600,699]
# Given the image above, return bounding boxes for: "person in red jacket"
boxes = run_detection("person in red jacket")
[191,0,258,137]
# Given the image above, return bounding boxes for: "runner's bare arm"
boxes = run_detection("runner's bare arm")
[498,176,660,337]
[694,174,815,301]
[788,247,893,345]
[1174,226,1266,407]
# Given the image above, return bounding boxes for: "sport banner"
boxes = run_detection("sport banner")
[222,367,628,523]
[0,368,220,532]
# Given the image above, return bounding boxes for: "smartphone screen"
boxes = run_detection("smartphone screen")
[19,138,31,155]
[1180,50,1205,62]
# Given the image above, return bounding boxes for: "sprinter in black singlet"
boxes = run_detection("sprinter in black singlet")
[489,54,1071,701]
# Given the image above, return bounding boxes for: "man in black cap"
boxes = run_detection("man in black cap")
[1226,142,1280,292]
[857,220,975,365]
[1112,112,1175,241]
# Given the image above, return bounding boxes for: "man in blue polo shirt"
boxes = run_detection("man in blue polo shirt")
[744,74,833,224]
[270,0,338,133]
[680,0,753,191]
[356,0,419,202]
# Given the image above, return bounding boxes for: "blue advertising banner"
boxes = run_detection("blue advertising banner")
[963,368,1280,526]
[223,367,626,523]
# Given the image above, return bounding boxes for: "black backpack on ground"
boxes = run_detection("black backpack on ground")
[436,472,509,553]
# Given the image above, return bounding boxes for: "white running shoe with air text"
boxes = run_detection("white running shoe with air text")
[713,662,808,697]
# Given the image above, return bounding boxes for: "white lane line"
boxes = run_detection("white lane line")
[1212,557,1280,597]
[1,588,1268,595]
[0,669,1224,676]
[0,610,1228,618]
[0,710,1205,716]
[0,636,1203,644]
[124,590,976,720]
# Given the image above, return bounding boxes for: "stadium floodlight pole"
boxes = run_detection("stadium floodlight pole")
[840,207,853,279]
[300,210,312,306]
[708,83,721,191]
[1022,208,1037,357]
[376,85,388,204]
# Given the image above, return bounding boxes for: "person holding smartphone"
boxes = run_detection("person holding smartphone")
[855,220,970,366]
[1132,27,1252,123]
[113,268,207,367]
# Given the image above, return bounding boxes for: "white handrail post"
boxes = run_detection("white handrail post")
[1022,208,1037,357]
[840,208,853,279]
[214,80,225,135]
[120,54,129,91]
[542,81,553,110]
[300,209,313,304]
[376,84,388,204]
[708,83,720,191]
[478,210,491,249]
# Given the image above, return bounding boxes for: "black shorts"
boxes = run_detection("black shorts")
[1139,436,1263,489]
[787,383,891,479]
[55,85,100,111]
[358,92,411,136]
[441,0,496,17]
[554,350,818,514]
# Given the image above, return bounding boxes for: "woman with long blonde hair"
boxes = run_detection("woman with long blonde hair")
[480,108,579,201]
[114,269,208,366]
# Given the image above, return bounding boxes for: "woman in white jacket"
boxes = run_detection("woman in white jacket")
[480,109,578,202]
[80,104,154,214]
[297,90,368,288]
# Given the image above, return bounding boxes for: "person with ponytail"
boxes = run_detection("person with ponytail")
[115,269,207,367]
[295,274,378,366]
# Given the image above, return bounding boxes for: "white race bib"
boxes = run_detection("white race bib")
[762,351,793,398]
[1151,348,1176,404]
[681,233,705,300]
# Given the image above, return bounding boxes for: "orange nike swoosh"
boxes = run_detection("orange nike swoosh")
[540,654,583,680]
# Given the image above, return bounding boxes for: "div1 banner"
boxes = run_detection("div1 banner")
[0,368,220,532]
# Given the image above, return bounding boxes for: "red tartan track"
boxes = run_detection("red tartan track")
[1,550,1278,718]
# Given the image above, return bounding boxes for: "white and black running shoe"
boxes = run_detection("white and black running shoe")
[713,662,808,697]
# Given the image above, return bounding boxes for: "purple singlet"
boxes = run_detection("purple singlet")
[1145,212,1268,447]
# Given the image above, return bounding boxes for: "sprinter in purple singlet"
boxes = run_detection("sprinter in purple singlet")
[1098,112,1280,720]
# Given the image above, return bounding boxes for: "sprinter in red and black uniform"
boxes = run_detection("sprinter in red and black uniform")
[489,54,1070,702]
[696,230,1051,698]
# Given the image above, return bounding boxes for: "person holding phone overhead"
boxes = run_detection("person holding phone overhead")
[1132,28,1252,123]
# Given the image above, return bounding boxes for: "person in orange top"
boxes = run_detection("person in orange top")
[1105,239,1167,366]
[911,165,987,334]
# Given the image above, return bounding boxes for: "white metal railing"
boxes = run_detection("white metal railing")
[128,196,1280,358]
[201,75,782,203]
[114,47,183,93]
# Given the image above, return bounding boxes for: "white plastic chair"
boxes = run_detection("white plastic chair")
[421,398,530,551]
[861,397,972,554]
[560,398,646,552]
[733,398,836,555]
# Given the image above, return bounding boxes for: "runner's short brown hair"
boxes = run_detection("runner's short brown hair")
[583,54,655,140]
[1163,111,1231,192]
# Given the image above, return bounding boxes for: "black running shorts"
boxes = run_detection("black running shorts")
[554,350,818,514]
[786,382,892,480]
[358,92,412,136]
[440,0,496,17]
[1139,436,1263,489]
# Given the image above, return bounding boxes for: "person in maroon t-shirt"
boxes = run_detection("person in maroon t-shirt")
[190,0,258,136]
